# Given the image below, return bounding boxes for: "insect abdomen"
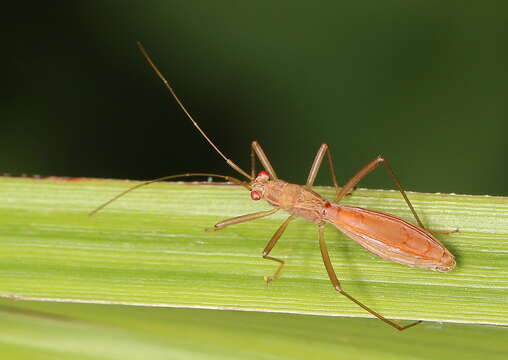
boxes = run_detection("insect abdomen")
[323,205,455,271]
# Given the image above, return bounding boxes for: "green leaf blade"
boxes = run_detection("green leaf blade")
[1,176,507,326]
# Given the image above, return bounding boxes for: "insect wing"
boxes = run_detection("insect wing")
[324,205,455,271]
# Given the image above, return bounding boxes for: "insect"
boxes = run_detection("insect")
[91,43,456,331]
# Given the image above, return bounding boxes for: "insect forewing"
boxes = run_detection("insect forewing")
[323,204,455,271]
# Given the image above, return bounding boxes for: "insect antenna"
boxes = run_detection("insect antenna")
[89,173,249,216]
[137,42,252,181]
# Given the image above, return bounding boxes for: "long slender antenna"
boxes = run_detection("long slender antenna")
[89,173,249,216]
[137,42,252,181]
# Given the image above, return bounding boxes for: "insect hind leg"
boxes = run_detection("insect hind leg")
[335,156,427,229]
[317,223,422,331]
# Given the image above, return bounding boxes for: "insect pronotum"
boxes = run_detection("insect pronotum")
[91,43,456,331]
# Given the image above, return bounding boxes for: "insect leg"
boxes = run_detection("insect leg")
[250,142,256,179]
[335,156,425,229]
[317,223,421,331]
[305,143,340,199]
[262,215,295,282]
[251,141,278,180]
[206,208,279,232]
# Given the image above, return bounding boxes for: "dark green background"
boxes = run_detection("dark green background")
[3,2,508,195]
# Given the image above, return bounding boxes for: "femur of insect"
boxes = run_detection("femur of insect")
[90,42,456,331]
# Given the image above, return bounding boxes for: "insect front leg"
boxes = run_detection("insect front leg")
[250,141,278,179]
[206,208,279,232]
[262,215,295,283]
[317,223,421,331]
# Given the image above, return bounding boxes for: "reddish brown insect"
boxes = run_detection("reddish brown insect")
[91,43,456,331]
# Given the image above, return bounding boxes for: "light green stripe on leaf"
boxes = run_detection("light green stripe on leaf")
[0,177,507,326]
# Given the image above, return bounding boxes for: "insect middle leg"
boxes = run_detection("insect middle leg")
[262,215,295,283]
[207,204,292,282]
[305,143,341,197]
[317,223,421,331]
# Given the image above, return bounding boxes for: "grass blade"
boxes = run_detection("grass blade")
[1,176,507,326]
[1,299,507,360]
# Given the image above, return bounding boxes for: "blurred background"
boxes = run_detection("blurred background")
[3,2,508,196]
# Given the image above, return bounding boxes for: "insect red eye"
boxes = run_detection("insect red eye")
[250,190,261,200]
[257,170,270,179]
